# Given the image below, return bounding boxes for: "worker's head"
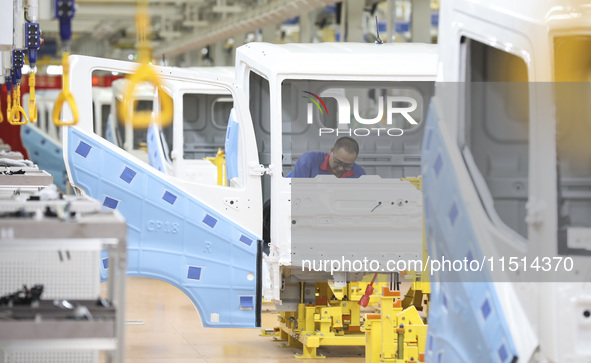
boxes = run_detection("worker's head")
[329,137,360,177]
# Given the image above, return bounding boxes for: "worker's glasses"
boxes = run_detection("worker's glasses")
[331,153,354,171]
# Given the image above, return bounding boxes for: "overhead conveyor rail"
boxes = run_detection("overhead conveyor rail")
[154,0,339,58]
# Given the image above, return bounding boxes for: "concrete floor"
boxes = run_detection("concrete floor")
[122,277,366,363]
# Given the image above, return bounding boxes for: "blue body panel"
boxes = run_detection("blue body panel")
[67,126,259,328]
[21,124,67,192]
[225,109,239,186]
[147,123,168,174]
[105,116,116,145]
[422,102,518,362]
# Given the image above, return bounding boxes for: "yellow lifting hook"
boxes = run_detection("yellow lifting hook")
[9,84,29,125]
[0,90,3,123]
[118,4,172,129]
[52,52,79,126]
[29,72,37,123]
[6,89,11,123]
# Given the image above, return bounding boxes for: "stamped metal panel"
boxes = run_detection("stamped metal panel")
[66,127,260,328]
[291,175,422,270]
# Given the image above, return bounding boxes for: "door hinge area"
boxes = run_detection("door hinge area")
[249,163,272,176]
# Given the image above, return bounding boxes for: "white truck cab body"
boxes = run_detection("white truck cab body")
[150,69,233,185]
[235,42,437,306]
[423,0,591,361]
[92,86,113,140]
[64,56,262,328]
[109,78,155,163]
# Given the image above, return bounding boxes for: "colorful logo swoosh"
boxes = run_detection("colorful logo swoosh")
[302,91,329,115]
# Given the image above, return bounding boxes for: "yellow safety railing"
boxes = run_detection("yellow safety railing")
[118,4,172,129]
[9,85,29,125]
[28,72,37,123]
[52,52,79,126]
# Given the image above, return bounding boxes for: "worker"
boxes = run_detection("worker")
[287,136,366,178]
[263,138,365,248]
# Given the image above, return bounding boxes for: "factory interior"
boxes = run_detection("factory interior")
[1,0,590,362]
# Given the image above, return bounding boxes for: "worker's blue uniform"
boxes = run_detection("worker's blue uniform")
[286,152,366,178]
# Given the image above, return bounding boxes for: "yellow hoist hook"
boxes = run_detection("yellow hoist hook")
[9,84,29,125]
[29,72,37,123]
[117,5,172,129]
[0,87,3,123]
[52,52,79,126]
[6,88,12,123]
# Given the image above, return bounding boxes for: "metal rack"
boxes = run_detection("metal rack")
[0,195,127,362]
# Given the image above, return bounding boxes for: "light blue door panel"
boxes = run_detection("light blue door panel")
[67,126,260,328]
[105,116,116,145]
[147,122,169,174]
[225,109,239,186]
[21,124,68,192]
[421,102,518,363]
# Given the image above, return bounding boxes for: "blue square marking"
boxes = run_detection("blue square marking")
[434,154,443,176]
[55,148,60,154]
[481,299,491,320]
[240,235,253,246]
[24,128,30,134]
[102,258,108,269]
[498,344,508,362]
[442,293,448,309]
[162,191,177,205]
[187,266,202,280]
[449,203,458,225]
[203,214,217,228]
[240,296,254,309]
[40,139,46,145]
[75,141,92,158]
[34,151,39,156]
[120,167,137,184]
[103,196,119,209]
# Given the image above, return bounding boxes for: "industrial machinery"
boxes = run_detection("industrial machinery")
[2,0,79,192]
[1,0,46,157]
[422,0,591,361]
